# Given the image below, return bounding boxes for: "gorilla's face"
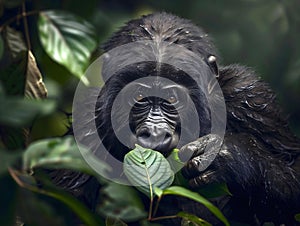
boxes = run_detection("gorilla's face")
[95,62,212,161]
[125,79,190,155]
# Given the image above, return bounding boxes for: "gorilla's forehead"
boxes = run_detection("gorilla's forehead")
[128,76,187,90]
[101,40,213,85]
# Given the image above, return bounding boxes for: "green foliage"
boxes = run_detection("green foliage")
[124,145,174,196]
[0,97,56,127]
[24,136,90,172]
[38,10,97,84]
[22,136,111,182]
[162,186,229,226]
[178,212,211,226]
[124,146,229,225]
[168,148,185,171]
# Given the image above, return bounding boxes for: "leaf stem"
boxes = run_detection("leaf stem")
[22,1,31,50]
[152,195,162,217]
[148,194,153,220]
[150,215,178,221]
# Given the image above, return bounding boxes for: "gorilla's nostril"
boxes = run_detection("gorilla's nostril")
[140,131,151,139]
[137,128,151,139]
[165,132,172,139]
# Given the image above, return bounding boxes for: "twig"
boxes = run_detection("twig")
[22,0,31,50]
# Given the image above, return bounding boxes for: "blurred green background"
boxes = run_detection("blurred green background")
[19,0,300,136]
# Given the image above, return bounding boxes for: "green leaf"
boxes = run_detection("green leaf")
[295,213,300,222]
[172,171,189,188]
[168,148,185,172]
[38,10,97,84]
[162,186,229,226]
[5,26,27,58]
[123,145,174,196]
[153,187,163,198]
[22,136,110,177]
[105,217,128,226]
[0,97,56,127]
[99,182,147,222]
[0,48,27,96]
[177,212,211,226]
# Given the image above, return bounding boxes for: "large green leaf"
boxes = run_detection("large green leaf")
[123,145,174,196]
[22,136,110,177]
[0,97,56,127]
[38,10,97,83]
[162,186,229,226]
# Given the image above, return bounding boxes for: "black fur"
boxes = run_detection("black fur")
[53,12,300,225]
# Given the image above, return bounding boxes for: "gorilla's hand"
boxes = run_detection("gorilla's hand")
[179,134,254,189]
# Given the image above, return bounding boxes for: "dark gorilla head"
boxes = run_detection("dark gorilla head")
[95,61,212,161]
[89,12,221,162]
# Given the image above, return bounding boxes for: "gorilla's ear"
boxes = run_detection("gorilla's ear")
[207,55,219,78]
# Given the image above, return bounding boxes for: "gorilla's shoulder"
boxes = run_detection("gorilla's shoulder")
[219,64,263,90]
[220,64,300,157]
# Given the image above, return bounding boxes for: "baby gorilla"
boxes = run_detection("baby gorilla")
[54,12,300,225]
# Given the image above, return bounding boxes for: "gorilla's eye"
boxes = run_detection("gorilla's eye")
[168,96,177,104]
[135,93,144,102]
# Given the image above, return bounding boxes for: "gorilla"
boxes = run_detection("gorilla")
[52,12,300,225]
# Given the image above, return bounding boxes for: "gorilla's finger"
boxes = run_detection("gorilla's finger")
[181,157,204,179]
[188,170,219,188]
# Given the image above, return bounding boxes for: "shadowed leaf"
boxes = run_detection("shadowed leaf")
[25,51,47,99]
[99,183,146,222]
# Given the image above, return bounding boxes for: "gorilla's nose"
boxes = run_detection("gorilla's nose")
[136,125,174,154]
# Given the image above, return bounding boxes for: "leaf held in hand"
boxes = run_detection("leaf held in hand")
[123,145,174,196]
